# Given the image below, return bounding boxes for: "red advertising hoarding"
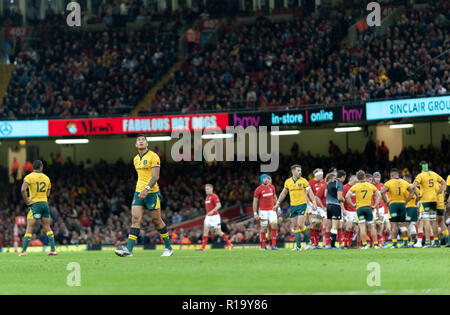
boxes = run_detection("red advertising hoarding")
[48,113,229,136]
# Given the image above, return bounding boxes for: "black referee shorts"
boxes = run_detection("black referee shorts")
[327,204,342,220]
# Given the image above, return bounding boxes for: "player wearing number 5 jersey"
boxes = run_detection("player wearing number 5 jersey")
[409,161,446,248]
[20,160,56,256]
[345,170,381,249]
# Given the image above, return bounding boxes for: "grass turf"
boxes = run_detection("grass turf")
[0,247,448,294]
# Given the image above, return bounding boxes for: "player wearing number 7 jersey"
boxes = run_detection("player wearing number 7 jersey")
[345,170,381,249]
[20,160,56,256]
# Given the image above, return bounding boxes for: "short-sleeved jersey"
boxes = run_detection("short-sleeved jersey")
[384,178,410,204]
[350,182,377,209]
[133,150,160,193]
[284,177,310,206]
[446,175,450,195]
[436,188,445,209]
[405,184,418,208]
[312,180,327,208]
[254,184,276,211]
[326,179,343,206]
[23,171,51,204]
[414,171,443,202]
[343,184,356,212]
[372,183,386,209]
[205,193,220,216]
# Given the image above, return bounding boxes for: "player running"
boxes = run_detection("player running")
[410,162,446,248]
[253,174,280,250]
[380,168,413,248]
[115,134,173,257]
[274,164,317,251]
[199,184,233,251]
[342,175,358,248]
[19,160,56,256]
[345,170,381,249]
[325,170,346,249]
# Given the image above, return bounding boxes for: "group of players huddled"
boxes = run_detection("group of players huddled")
[247,162,449,250]
[18,135,449,257]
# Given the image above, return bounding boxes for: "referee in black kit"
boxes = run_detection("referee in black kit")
[326,170,347,249]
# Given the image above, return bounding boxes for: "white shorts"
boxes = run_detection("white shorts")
[307,203,327,218]
[204,214,221,229]
[259,210,278,223]
[344,211,357,223]
[373,207,389,223]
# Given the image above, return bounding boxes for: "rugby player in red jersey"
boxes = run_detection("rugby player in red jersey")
[342,175,357,248]
[253,174,280,250]
[372,172,390,247]
[308,169,327,249]
[199,184,232,251]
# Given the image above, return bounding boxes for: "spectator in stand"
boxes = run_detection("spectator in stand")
[11,158,20,183]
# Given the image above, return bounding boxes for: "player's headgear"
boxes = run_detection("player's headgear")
[373,172,381,178]
[260,174,269,184]
[420,161,428,171]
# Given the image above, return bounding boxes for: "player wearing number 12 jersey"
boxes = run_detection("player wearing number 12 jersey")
[20,160,56,256]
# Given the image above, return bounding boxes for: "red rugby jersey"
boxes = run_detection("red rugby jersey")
[254,184,276,211]
[205,193,220,216]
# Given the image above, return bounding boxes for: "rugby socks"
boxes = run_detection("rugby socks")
[260,232,266,248]
[324,231,331,246]
[392,239,398,248]
[337,229,343,246]
[301,226,310,245]
[158,226,172,250]
[201,236,208,250]
[294,229,302,248]
[313,229,320,246]
[330,229,337,248]
[21,233,32,253]
[127,227,140,252]
[270,230,277,247]
[442,229,449,245]
[309,229,314,246]
[221,234,232,247]
[417,232,423,245]
[47,231,56,252]
[403,237,408,247]
[378,234,384,246]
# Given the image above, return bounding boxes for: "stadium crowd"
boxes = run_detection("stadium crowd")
[0,139,448,248]
[145,3,449,113]
[1,24,178,119]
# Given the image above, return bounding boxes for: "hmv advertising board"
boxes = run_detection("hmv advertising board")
[229,104,365,128]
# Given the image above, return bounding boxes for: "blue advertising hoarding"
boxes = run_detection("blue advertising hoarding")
[0,120,49,138]
[366,95,450,120]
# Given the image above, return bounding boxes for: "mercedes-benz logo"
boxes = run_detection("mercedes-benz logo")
[0,122,13,136]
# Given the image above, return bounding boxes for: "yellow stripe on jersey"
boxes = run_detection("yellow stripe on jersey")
[23,172,51,204]
[284,177,310,206]
[414,171,443,203]
[350,182,377,208]
[134,150,160,193]
[384,178,410,204]
[128,235,138,240]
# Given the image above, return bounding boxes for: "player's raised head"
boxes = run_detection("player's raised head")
[390,168,400,178]
[356,170,365,181]
[290,164,302,177]
[403,173,412,183]
[32,160,43,171]
[135,134,148,150]
[205,184,213,195]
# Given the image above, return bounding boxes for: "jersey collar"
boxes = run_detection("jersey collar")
[139,149,149,160]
